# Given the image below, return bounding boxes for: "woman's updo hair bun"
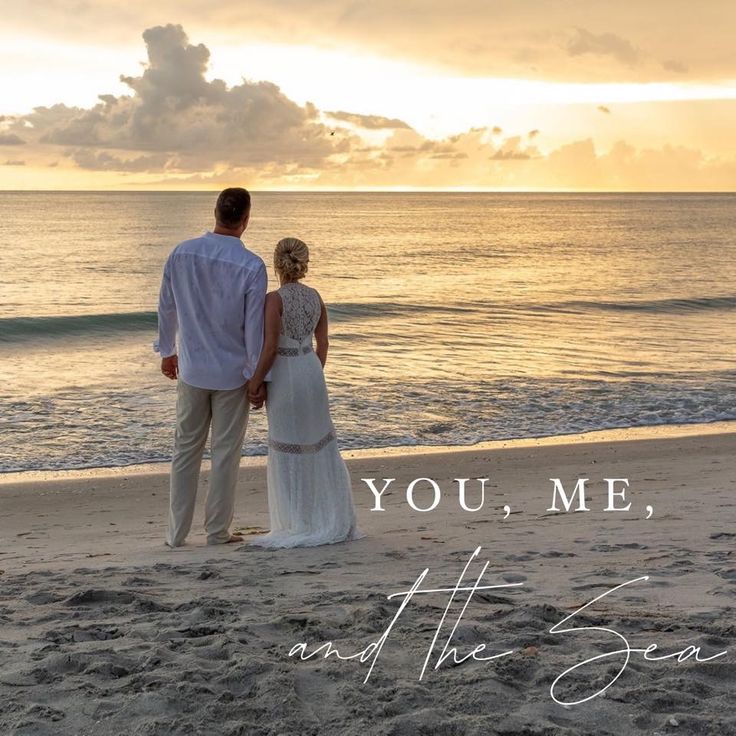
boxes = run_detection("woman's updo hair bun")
[274,237,309,281]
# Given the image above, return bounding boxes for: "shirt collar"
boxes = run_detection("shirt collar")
[205,230,244,244]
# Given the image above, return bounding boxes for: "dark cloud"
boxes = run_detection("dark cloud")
[528,129,540,138]
[18,23,555,179]
[326,111,411,129]
[0,133,26,145]
[597,105,611,114]
[567,27,641,67]
[27,24,345,172]
[4,159,26,166]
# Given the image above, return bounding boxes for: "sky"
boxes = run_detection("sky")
[1,1,735,190]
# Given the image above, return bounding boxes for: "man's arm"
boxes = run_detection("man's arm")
[154,256,178,379]
[243,261,268,382]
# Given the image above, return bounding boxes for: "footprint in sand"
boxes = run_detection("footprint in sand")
[64,589,169,612]
[383,551,406,560]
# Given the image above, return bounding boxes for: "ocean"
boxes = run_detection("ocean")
[1,191,735,473]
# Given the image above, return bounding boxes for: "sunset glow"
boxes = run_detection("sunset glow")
[2,1,735,190]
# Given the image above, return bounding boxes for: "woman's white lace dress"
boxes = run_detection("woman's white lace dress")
[250,282,362,548]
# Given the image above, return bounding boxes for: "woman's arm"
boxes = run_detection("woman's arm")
[248,292,282,395]
[314,295,329,368]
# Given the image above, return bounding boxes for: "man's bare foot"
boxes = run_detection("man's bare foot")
[206,533,245,545]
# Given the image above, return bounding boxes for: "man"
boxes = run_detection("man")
[155,187,267,547]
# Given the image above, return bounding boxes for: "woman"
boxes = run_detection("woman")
[246,237,362,548]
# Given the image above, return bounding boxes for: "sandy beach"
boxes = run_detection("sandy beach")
[0,424,734,735]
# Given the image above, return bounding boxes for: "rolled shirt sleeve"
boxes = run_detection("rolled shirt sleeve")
[243,261,268,381]
[154,256,178,357]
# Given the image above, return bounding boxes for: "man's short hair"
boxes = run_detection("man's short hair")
[215,187,251,228]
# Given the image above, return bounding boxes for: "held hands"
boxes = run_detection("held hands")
[248,380,267,410]
[161,356,265,409]
[161,355,178,380]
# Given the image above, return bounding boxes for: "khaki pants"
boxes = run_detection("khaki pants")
[166,380,249,547]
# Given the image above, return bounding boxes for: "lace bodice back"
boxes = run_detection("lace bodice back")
[278,282,322,342]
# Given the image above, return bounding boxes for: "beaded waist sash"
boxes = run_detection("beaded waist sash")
[277,345,313,356]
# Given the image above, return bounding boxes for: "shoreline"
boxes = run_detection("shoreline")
[2,418,734,486]
[1,421,734,574]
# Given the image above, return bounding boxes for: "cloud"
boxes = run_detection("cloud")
[662,59,688,73]
[326,111,411,129]
[597,105,611,114]
[3,2,736,84]
[4,159,26,166]
[3,23,734,191]
[489,135,538,160]
[130,132,736,192]
[490,150,532,160]
[0,133,26,145]
[567,27,641,66]
[68,149,173,171]
[507,137,736,191]
[26,24,345,172]
[331,126,543,183]
[284,117,734,191]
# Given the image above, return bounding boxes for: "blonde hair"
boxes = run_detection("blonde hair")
[274,237,309,281]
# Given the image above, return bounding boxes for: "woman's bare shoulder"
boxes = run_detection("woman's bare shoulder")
[265,290,283,311]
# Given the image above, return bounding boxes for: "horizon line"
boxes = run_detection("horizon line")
[1,189,735,195]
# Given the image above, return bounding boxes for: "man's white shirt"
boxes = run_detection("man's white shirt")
[155,231,268,390]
